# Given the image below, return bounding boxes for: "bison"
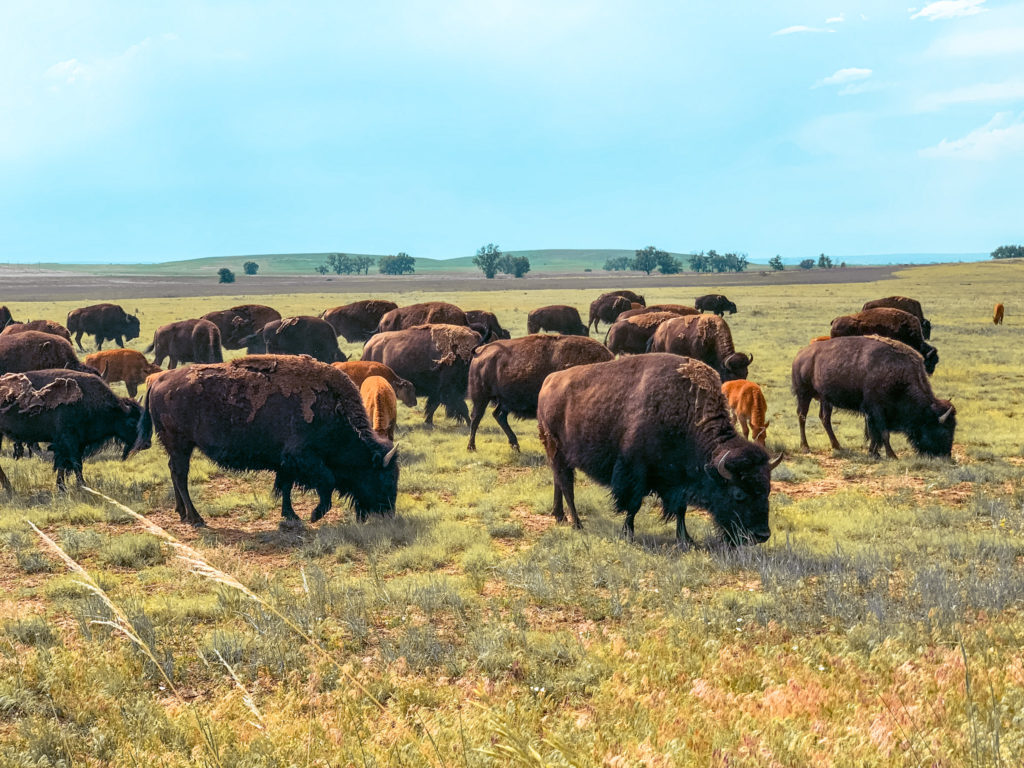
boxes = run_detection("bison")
[862,296,931,339]
[792,335,956,458]
[648,315,752,382]
[465,310,512,340]
[1,320,72,341]
[361,376,398,440]
[66,304,141,351]
[994,303,1005,325]
[362,324,482,425]
[332,361,416,406]
[603,290,646,306]
[605,312,682,356]
[0,370,143,493]
[375,302,469,334]
[695,294,737,316]
[467,334,612,452]
[147,319,224,368]
[0,331,96,375]
[527,306,589,336]
[321,300,398,342]
[537,354,782,546]
[830,308,938,375]
[0,307,14,329]
[616,304,698,321]
[243,316,346,363]
[84,349,162,399]
[201,304,282,349]
[134,355,398,527]
[588,295,633,332]
[722,380,769,447]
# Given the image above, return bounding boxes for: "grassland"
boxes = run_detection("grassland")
[1,260,1023,766]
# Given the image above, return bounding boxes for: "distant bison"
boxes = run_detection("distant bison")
[465,310,512,340]
[467,334,612,451]
[648,315,752,381]
[363,324,482,424]
[792,335,955,458]
[201,304,282,349]
[862,296,931,339]
[605,312,682,356]
[695,294,737,316]
[243,316,346,363]
[994,303,1005,325]
[361,376,398,440]
[1,320,72,341]
[84,349,162,399]
[321,300,398,342]
[527,305,589,336]
[135,355,398,527]
[332,361,416,407]
[722,380,769,447]
[0,307,14,329]
[0,331,96,376]
[537,354,782,545]
[0,370,143,493]
[146,319,224,368]
[588,295,633,332]
[830,308,938,375]
[375,302,469,334]
[616,304,698,321]
[66,304,141,350]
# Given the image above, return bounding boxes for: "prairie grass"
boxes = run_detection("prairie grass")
[1,261,1023,765]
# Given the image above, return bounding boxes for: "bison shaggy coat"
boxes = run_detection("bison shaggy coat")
[537,354,781,546]
[588,295,633,332]
[0,331,95,376]
[147,319,224,369]
[244,316,346,363]
[605,312,683,356]
[695,294,737,316]
[862,296,931,339]
[722,380,769,447]
[332,361,416,406]
[466,334,613,452]
[201,304,282,349]
[321,300,398,342]
[84,349,162,399]
[830,308,938,375]
[361,376,398,440]
[792,335,955,458]
[135,355,398,527]
[66,303,141,351]
[375,302,469,334]
[526,305,589,336]
[648,315,752,381]
[1,320,72,341]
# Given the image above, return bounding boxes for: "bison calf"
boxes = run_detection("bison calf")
[147,319,223,368]
[332,361,416,406]
[361,376,398,440]
[722,380,769,447]
[994,303,1005,325]
[84,349,162,399]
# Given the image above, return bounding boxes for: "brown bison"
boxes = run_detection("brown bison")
[201,304,282,349]
[1,320,72,341]
[792,335,955,458]
[722,380,769,447]
[862,296,931,339]
[0,331,96,375]
[605,312,682,356]
[362,324,482,424]
[830,308,938,374]
[375,302,469,334]
[66,304,141,351]
[0,307,14,329]
[465,310,512,340]
[134,355,398,527]
[588,295,633,332]
[648,315,752,381]
[321,300,398,342]
[604,290,646,306]
[527,305,589,336]
[0,370,143,492]
[537,354,782,546]
[467,334,612,452]
[616,304,699,321]
[84,349,162,399]
[695,294,737,316]
[146,319,224,368]
[994,303,1005,325]
[361,376,398,440]
[331,361,416,406]
[243,316,346,363]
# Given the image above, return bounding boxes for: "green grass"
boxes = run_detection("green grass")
[1,261,1023,765]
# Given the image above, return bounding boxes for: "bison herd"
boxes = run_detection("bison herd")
[0,289,969,547]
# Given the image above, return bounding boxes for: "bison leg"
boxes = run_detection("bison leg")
[491,405,520,451]
[74,331,86,351]
[738,414,750,440]
[167,446,205,527]
[126,381,139,399]
[796,394,812,452]
[467,396,488,450]
[660,489,694,548]
[612,459,645,541]
[864,410,897,459]
[819,402,842,451]
[273,474,302,524]
[550,457,580,528]
[444,395,470,424]
[0,437,10,492]
[168,357,178,370]
[114,335,125,349]
[423,395,441,425]
[94,334,104,350]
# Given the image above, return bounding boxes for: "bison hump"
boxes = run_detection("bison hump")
[0,373,83,415]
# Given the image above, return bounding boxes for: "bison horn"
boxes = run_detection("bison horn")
[715,451,734,481]
[938,406,954,424]
[745,353,753,366]
[769,451,784,471]
[383,444,398,466]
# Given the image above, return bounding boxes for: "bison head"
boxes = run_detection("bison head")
[124,314,141,341]
[114,398,146,459]
[722,352,752,381]
[701,444,783,545]
[343,443,399,523]
[911,401,956,457]
[725,300,738,314]
[922,344,939,375]
[392,377,417,407]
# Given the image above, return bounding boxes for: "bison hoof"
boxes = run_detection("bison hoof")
[510,443,521,453]
[281,517,305,530]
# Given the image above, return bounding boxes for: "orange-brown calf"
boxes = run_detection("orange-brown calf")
[84,349,162,399]
[360,376,398,440]
[332,361,416,406]
[721,379,769,447]
[994,303,1004,325]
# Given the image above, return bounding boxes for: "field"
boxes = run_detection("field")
[1,260,1023,767]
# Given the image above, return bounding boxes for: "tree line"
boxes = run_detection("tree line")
[316,253,416,276]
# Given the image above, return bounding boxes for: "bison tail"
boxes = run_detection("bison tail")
[129,395,154,456]
[144,341,155,354]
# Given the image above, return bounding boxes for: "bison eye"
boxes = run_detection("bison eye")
[730,487,748,502]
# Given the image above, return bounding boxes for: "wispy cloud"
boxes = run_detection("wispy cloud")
[911,1,987,21]
[826,13,846,24]
[773,25,834,36]
[816,67,873,88]
[929,26,1024,56]
[43,34,177,86]
[920,112,1024,158]
[918,80,1024,110]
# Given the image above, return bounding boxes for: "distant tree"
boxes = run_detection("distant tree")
[799,258,815,270]
[218,268,235,283]
[632,246,664,275]
[768,255,784,271]
[315,264,329,275]
[352,255,374,275]
[992,245,1024,260]
[322,253,354,275]
[603,256,632,271]
[497,254,531,277]
[689,252,712,273]
[474,243,503,279]
[817,253,834,269]
[379,252,415,275]
[656,252,683,274]
[242,261,259,276]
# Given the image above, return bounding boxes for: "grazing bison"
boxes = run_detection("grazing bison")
[605,312,682,356]
[648,315,752,382]
[134,355,398,527]
[1,320,72,341]
[617,304,699,321]
[467,334,612,452]
[994,303,1005,325]
[66,304,141,351]
[362,324,482,424]
[84,349,162,399]
[695,294,737,316]
[537,354,783,545]
[722,380,769,447]
[830,308,938,375]
[332,361,416,406]
[243,316,346,363]
[321,300,398,342]
[862,296,931,339]
[375,302,469,334]
[201,304,282,349]
[0,331,96,375]
[361,376,398,440]
[792,335,956,458]
[527,305,589,336]
[588,295,633,332]
[0,370,143,493]
[0,307,14,329]
[603,290,646,306]
[465,310,512,340]
[147,319,224,368]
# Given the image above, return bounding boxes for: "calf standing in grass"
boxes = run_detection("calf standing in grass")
[722,380,769,447]
[360,376,398,440]
[85,349,162,399]
[994,303,1005,325]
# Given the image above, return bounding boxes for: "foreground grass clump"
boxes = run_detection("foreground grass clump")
[1,261,1023,765]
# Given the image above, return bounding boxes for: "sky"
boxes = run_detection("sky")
[1,0,1023,264]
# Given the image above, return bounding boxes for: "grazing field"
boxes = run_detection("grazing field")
[2,260,1024,766]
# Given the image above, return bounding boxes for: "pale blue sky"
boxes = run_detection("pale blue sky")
[2,0,1023,263]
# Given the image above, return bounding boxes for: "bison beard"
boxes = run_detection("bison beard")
[537,354,782,546]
